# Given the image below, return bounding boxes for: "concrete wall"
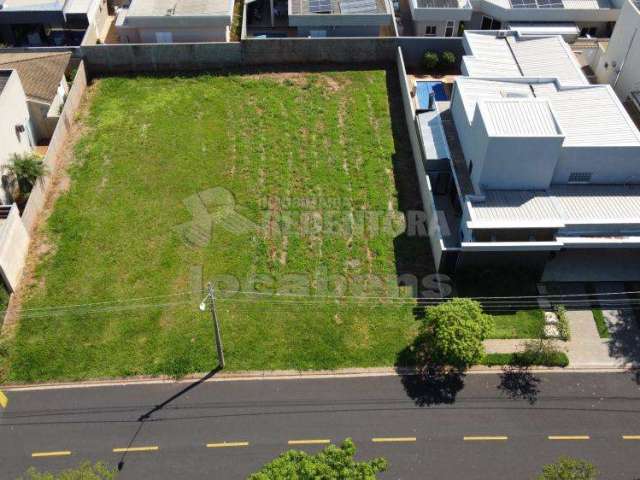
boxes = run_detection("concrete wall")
[0,204,29,292]
[553,145,640,184]
[79,37,464,73]
[295,25,383,37]
[413,20,462,38]
[117,26,230,44]
[0,71,32,192]
[21,61,88,231]
[81,0,110,45]
[595,0,640,100]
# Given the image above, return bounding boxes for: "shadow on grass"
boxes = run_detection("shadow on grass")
[497,365,540,405]
[117,365,222,472]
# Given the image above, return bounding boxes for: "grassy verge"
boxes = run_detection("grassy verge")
[592,309,610,338]
[489,310,545,339]
[481,351,569,368]
[6,71,425,382]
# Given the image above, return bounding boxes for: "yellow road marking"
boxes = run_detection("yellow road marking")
[206,442,249,448]
[0,390,7,409]
[112,446,159,453]
[371,437,417,443]
[623,436,640,440]
[463,436,508,441]
[548,436,590,441]
[288,439,331,445]
[31,451,71,458]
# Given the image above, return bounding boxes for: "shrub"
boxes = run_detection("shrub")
[19,461,117,479]
[592,309,610,338]
[538,456,598,480]
[555,305,570,341]
[5,153,48,203]
[425,298,493,368]
[249,438,387,479]
[512,339,569,367]
[422,51,439,70]
[441,51,456,67]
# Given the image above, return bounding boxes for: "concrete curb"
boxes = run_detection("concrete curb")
[2,365,635,392]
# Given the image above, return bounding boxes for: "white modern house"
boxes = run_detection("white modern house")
[406,30,640,279]
[0,71,31,293]
[407,0,622,39]
[116,0,235,43]
[593,0,640,105]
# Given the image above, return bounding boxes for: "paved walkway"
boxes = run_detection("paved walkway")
[484,306,640,369]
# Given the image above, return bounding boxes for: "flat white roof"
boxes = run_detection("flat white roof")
[468,185,640,228]
[127,0,231,17]
[0,0,64,10]
[464,31,588,86]
[478,99,562,137]
[455,77,640,147]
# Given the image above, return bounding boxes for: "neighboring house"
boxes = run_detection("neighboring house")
[407,0,622,39]
[0,52,71,143]
[0,72,31,293]
[0,0,108,47]
[115,0,234,43]
[593,0,640,104]
[0,70,33,203]
[408,30,640,279]
[244,0,394,37]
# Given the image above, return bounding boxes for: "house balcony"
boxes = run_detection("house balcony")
[410,0,472,22]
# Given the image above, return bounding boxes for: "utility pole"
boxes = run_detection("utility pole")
[201,282,225,369]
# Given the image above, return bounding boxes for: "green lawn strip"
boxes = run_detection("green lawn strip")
[481,351,569,368]
[6,71,423,382]
[488,310,545,339]
[592,309,610,338]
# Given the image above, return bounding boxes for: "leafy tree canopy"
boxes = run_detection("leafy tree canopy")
[538,456,598,480]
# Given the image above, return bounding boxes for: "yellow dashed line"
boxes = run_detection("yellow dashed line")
[288,439,331,445]
[32,451,72,458]
[0,390,7,409]
[371,437,417,443]
[548,436,590,441]
[206,442,249,448]
[112,446,159,453]
[463,436,508,441]
[622,435,640,440]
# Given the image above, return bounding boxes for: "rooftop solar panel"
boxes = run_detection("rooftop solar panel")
[510,0,564,7]
[510,0,536,8]
[536,0,563,8]
[308,0,332,13]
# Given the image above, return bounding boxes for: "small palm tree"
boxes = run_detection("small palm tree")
[5,153,48,202]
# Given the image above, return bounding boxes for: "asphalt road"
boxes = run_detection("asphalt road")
[2,371,640,479]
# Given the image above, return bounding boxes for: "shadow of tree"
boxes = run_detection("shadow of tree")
[606,308,640,368]
[497,365,540,405]
[396,333,465,406]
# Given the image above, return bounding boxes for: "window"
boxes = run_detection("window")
[424,25,437,36]
[580,26,598,37]
[481,16,501,30]
[444,21,455,37]
[568,172,592,184]
[155,31,173,43]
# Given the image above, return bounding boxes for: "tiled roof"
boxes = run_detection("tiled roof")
[0,52,70,104]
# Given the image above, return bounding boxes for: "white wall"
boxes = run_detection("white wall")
[595,0,640,100]
[553,145,640,183]
[413,20,461,37]
[118,25,229,43]
[0,204,29,292]
[0,71,33,202]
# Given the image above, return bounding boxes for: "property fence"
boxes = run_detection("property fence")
[21,61,89,231]
[0,204,29,292]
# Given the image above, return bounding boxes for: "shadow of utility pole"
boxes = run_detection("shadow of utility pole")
[117,365,223,472]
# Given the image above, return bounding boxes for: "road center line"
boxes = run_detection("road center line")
[206,442,249,448]
[112,446,159,453]
[31,451,72,458]
[463,436,508,441]
[371,437,417,443]
[548,436,590,441]
[622,435,640,440]
[288,439,331,445]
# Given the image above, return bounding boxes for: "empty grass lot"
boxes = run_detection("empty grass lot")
[4,71,544,382]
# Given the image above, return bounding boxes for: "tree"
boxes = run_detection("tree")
[19,461,117,480]
[425,298,493,368]
[422,51,439,70]
[441,51,457,67]
[249,438,387,479]
[538,456,598,480]
[5,152,48,203]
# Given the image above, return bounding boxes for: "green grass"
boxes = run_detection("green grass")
[592,309,610,338]
[489,310,545,339]
[6,71,427,382]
